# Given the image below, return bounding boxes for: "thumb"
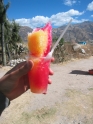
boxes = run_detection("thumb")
[12,60,33,79]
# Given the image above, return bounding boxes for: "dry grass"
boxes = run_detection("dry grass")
[53,43,93,63]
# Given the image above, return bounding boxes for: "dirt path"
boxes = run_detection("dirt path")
[0,57,93,124]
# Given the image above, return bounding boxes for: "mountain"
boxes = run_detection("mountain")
[19,26,33,42]
[19,21,93,43]
[53,21,93,43]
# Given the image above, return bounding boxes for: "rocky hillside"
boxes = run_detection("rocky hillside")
[53,21,93,43]
[19,21,93,43]
[19,26,33,42]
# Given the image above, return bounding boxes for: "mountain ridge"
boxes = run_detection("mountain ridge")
[19,21,93,43]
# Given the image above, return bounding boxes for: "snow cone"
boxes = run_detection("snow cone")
[27,23,52,94]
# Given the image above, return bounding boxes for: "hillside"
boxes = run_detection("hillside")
[53,21,93,43]
[19,26,33,42]
[19,21,93,43]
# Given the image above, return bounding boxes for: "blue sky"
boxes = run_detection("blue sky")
[4,0,93,29]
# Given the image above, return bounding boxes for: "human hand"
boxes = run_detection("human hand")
[0,59,54,101]
[0,61,33,100]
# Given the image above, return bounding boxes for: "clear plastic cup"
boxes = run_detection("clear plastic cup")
[28,55,51,94]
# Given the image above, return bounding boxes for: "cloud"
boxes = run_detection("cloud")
[91,15,93,17]
[87,1,93,11]
[15,16,49,28]
[15,9,85,28]
[63,0,80,6]
[50,9,84,26]
[15,18,31,27]
[72,18,88,23]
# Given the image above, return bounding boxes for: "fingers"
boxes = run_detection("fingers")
[49,68,54,75]
[48,78,52,84]
[51,57,55,62]
[5,61,27,75]
[48,58,54,84]
[12,60,33,79]
[49,57,54,75]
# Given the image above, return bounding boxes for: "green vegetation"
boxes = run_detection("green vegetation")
[17,107,57,124]
[53,37,64,45]
[0,0,10,65]
[0,0,22,65]
[13,89,93,124]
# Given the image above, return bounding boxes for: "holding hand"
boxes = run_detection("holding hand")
[0,59,54,101]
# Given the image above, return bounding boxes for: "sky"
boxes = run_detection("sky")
[4,0,93,29]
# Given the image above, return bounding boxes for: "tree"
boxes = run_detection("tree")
[53,37,58,42]
[4,19,12,60]
[8,20,22,56]
[59,38,64,45]
[0,0,10,65]
[11,20,22,44]
[53,36,64,45]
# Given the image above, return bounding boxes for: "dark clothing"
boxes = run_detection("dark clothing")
[0,92,10,115]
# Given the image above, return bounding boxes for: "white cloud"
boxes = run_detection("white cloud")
[63,0,80,6]
[15,16,49,28]
[31,16,50,27]
[91,15,93,17]
[72,19,88,23]
[50,9,84,26]
[87,1,93,11]
[15,9,85,28]
[15,18,31,26]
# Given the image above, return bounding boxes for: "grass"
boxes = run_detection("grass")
[17,107,57,124]
[6,89,93,124]
[59,89,93,123]
[88,87,93,91]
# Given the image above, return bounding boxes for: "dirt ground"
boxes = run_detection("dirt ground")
[0,56,93,124]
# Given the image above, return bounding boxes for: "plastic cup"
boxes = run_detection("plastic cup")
[28,55,51,94]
